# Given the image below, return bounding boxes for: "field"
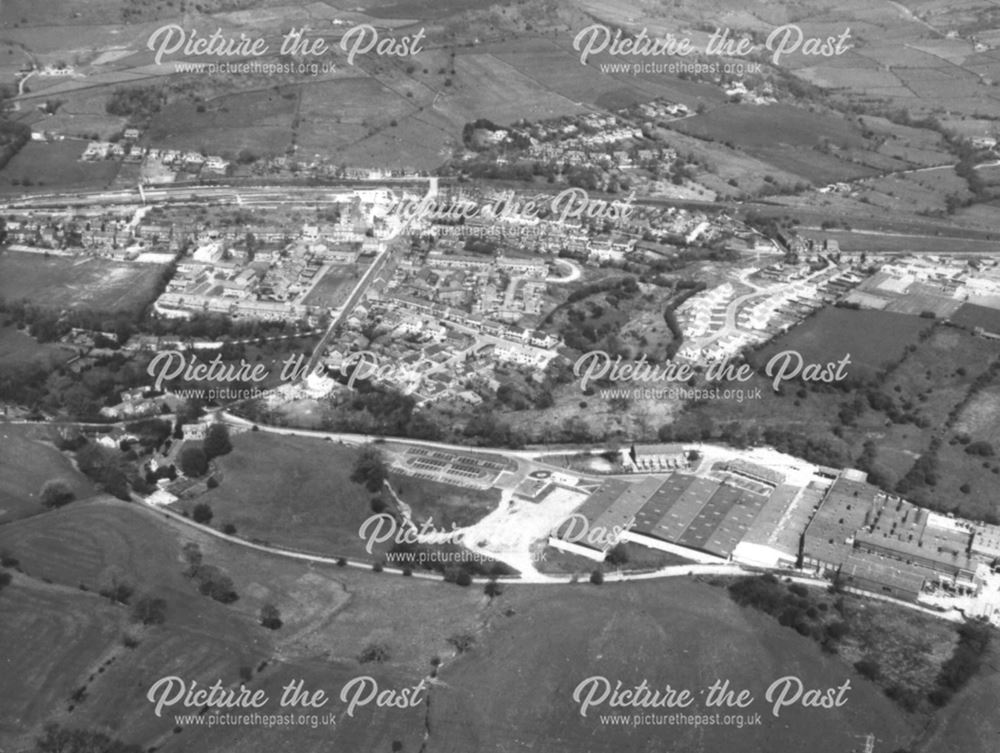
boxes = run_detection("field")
[950,303,1000,333]
[0,141,120,194]
[488,36,728,110]
[295,76,419,155]
[684,318,1000,521]
[667,104,875,184]
[0,495,491,750]
[185,431,500,560]
[0,423,95,524]
[301,264,360,308]
[857,169,973,216]
[0,323,76,366]
[0,251,167,313]
[0,579,123,742]
[917,641,1000,753]
[441,52,587,125]
[756,307,934,384]
[0,497,267,747]
[425,578,920,753]
[0,487,995,752]
[836,592,959,707]
[146,85,299,156]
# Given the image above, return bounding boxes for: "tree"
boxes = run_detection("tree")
[131,595,167,625]
[484,580,503,600]
[191,564,238,603]
[260,603,282,629]
[358,642,390,664]
[177,397,205,423]
[192,503,213,525]
[40,479,75,508]
[181,542,202,575]
[590,569,604,585]
[179,445,208,477]
[447,633,475,654]
[350,444,388,492]
[99,572,134,605]
[605,543,629,567]
[203,423,233,460]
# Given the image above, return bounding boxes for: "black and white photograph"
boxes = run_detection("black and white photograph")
[0,1,999,752]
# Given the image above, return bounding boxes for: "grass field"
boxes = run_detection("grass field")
[0,251,168,313]
[145,85,298,156]
[0,494,492,750]
[0,423,95,524]
[0,498,268,747]
[0,323,77,366]
[670,104,867,150]
[0,578,123,742]
[186,432,500,559]
[756,307,934,385]
[182,432,377,558]
[301,264,359,308]
[442,52,587,125]
[0,141,120,194]
[488,36,727,110]
[425,578,920,753]
[0,493,993,752]
[295,77,416,157]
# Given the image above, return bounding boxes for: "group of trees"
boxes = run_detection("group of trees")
[0,119,31,172]
[0,338,154,422]
[323,385,444,441]
[178,424,232,479]
[728,575,848,651]
[131,595,167,626]
[40,479,75,509]
[260,604,282,630]
[350,444,388,492]
[930,621,993,706]
[2,297,143,344]
[182,542,237,604]
[143,311,301,341]
[105,85,166,119]
[358,642,390,664]
[75,443,131,501]
[191,503,213,524]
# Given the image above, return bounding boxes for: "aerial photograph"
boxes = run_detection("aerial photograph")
[1,0,999,751]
